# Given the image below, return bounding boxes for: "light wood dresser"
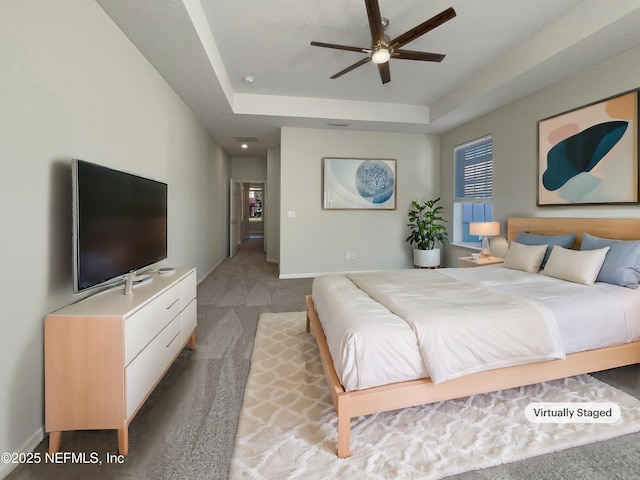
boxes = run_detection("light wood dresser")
[44,267,197,455]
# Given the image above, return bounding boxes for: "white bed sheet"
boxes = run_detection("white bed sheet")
[311,266,640,392]
[441,265,640,352]
[347,269,565,384]
[311,274,428,392]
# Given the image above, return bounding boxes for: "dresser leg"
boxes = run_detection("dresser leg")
[188,331,196,350]
[48,431,62,453]
[117,428,129,456]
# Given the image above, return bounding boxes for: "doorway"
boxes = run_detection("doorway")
[229,180,265,257]
[246,183,264,237]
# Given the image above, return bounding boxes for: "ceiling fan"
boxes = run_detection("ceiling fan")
[311,0,456,84]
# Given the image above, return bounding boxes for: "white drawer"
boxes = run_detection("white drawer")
[125,314,182,419]
[181,299,197,345]
[180,271,197,310]
[124,283,181,366]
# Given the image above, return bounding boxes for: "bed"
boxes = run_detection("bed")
[305,217,640,458]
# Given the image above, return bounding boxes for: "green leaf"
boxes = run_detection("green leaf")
[405,197,448,250]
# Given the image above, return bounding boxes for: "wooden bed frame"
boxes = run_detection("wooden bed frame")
[306,217,640,458]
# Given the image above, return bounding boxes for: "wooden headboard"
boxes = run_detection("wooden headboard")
[508,217,640,249]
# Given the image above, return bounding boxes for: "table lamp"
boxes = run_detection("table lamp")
[469,221,500,257]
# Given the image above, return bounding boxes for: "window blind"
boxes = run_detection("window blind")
[454,136,493,200]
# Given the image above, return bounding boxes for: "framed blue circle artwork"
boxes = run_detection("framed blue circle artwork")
[323,158,396,209]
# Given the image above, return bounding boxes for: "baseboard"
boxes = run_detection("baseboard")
[0,427,44,479]
[266,257,279,264]
[197,257,226,285]
[278,272,318,279]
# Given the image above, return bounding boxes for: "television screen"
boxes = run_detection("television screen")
[72,159,167,292]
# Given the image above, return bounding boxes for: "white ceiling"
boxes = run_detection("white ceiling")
[97,0,640,158]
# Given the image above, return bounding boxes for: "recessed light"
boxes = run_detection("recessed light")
[241,144,248,149]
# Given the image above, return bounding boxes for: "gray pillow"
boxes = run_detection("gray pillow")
[580,233,640,289]
[515,231,576,268]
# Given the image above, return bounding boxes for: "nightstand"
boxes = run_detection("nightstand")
[457,256,504,268]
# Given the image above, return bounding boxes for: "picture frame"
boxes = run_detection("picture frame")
[322,157,396,210]
[537,89,639,206]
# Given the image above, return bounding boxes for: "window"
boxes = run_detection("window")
[453,136,493,246]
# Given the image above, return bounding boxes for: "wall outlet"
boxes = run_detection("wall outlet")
[345,252,356,261]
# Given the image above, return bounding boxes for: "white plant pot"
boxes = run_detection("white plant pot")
[413,248,441,267]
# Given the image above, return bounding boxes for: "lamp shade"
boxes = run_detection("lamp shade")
[469,221,500,237]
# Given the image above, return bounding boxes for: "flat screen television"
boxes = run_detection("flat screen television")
[72,159,168,293]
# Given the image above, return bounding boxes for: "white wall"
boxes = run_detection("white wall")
[440,43,640,267]
[167,110,230,277]
[231,157,267,181]
[266,146,281,263]
[0,1,229,474]
[280,127,439,277]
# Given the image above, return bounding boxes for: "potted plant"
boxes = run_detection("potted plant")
[406,197,448,267]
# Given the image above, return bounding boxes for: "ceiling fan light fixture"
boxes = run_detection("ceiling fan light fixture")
[310,2,455,83]
[371,46,390,64]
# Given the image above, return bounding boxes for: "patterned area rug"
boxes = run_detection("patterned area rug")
[230,312,640,479]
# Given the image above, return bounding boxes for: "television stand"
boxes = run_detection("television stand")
[44,267,197,455]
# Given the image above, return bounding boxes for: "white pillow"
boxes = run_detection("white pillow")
[542,245,609,285]
[503,241,548,273]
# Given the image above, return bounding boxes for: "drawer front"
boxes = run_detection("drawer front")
[124,283,181,366]
[125,314,182,419]
[180,271,197,310]
[181,299,197,345]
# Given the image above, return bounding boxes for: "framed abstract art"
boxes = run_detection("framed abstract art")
[322,157,396,210]
[537,90,639,205]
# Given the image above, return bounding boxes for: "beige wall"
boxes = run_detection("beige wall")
[279,127,440,277]
[231,157,267,181]
[266,146,281,263]
[0,1,229,471]
[440,43,640,268]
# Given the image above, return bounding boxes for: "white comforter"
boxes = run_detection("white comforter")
[311,266,640,392]
[346,270,565,384]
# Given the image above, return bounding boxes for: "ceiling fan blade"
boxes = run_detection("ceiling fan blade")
[377,62,391,84]
[365,0,385,44]
[389,7,456,50]
[394,49,446,62]
[310,41,368,53]
[330,57,371,79]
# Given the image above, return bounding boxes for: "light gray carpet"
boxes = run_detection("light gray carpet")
[7,237,640,479]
